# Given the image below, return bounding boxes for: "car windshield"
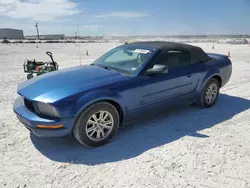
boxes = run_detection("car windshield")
[92,46,154,75]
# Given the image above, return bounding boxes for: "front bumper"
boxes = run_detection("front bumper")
[13,97,74,137]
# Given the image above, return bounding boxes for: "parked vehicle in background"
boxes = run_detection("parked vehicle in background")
[228,38,248,44]
[13,41,232,147]
[2,37,10,43]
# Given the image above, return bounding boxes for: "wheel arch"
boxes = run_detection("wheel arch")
[211,75,222,88]
[198,70,222,93]
[102,99,124,124]
[70,91,125,134]
[75,98,124,123]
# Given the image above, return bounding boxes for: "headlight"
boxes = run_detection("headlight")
[36,102,60,118]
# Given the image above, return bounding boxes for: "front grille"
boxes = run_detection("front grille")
[24,98,35,113]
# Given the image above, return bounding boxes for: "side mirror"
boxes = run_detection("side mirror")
[145,64,168,75]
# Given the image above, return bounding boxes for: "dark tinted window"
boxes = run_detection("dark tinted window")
[191,54,201,64]
[148,50,191,71]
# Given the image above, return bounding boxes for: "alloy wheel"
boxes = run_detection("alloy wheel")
[85,110,114,141]
[205,83,218,104]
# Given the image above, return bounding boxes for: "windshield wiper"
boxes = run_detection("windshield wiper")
[103,66,111,70]
[91,63,116,71]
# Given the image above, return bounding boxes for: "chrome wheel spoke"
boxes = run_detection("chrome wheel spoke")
[92,114,98,122]
[100,128,105,137]
[208,96,212,102]
[89,129,96,137]
[206,96,209,102]
[211,89,217,95]
[101,124,112,129]
[99,111,104,120]
[103,113,108,121]
[87,126,96,133]
[103,120,112,125]
[88,120,97,125]
[96,130,101,139]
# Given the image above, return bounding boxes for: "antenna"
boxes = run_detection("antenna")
[77,25,82,65]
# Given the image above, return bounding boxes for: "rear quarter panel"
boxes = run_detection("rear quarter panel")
[197,56,232,92]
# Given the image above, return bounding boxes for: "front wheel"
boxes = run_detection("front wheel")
[27,74,33,79]
[198,78,220,108]
[73,102,120,147]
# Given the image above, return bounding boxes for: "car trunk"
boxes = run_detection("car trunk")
[207,53,229,60]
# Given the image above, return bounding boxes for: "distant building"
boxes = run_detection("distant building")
[25,34,65,40]
[0,28,24,39]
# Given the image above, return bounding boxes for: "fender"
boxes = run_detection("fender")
[198,69,221,93]
[71,90,125,119]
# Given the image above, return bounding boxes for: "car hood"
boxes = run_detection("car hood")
[18,65,128,103]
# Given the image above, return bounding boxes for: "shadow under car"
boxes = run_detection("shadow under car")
[30,94,250,165]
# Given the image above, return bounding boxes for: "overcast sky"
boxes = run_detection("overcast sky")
[0,0,250,36]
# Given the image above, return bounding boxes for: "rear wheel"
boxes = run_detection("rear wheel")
[73,102,120,147]
[198,78,220,108]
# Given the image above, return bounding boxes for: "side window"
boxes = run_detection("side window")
[145,50,168,70]
[190,54,201,64]
[172,51,190,69]
[149,50,190,71]
[145,50,192,74]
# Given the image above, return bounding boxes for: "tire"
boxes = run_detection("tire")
[27,74,33,79]
[198,78,220,108]
[73,102,120,147]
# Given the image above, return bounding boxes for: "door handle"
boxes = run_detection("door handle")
[186,73,192,78]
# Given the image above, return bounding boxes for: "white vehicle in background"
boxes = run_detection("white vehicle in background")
[228,38,248,44]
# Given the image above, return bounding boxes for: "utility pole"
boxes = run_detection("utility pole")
[35,23,40,39]
[77,25,82,65]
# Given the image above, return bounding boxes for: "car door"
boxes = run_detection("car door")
[141,51,191,105]
[183,53,206,92]
[120,50,207,120]
[123,50,194,119]
[139,50,193,106]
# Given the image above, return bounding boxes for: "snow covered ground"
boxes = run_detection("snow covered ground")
[0,42,250,188]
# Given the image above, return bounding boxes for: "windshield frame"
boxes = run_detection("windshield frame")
[91,45,158,76]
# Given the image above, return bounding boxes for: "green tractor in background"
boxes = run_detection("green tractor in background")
[23,51,59,79]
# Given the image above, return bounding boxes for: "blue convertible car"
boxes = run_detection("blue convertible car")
[13,42,232,147]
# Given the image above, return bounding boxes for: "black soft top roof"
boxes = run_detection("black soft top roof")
[127,41,210,62]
